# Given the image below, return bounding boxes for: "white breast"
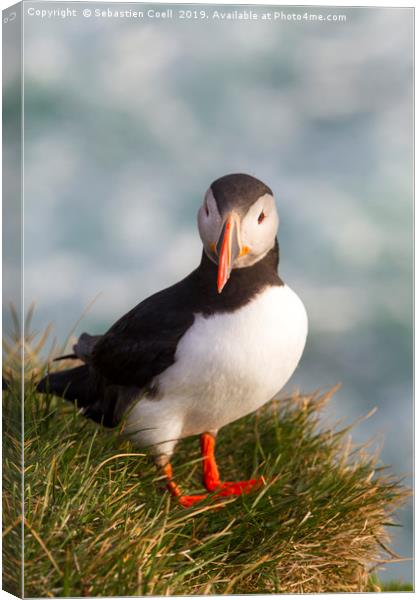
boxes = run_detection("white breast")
[124,284,308,456]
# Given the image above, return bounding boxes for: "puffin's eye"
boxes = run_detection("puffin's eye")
[205,202,209,217]
[258,211,265,224]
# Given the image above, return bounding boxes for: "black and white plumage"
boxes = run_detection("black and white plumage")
[38,173,307,498]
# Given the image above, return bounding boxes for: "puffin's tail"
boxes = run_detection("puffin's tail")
[36,365,120,428]
[37,365,92,406]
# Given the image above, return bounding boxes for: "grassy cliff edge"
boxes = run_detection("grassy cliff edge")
[3,378,410,596]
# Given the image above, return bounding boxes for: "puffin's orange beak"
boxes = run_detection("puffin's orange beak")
[216,214,240,294]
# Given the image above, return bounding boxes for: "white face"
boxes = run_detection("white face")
[197,188,279,268]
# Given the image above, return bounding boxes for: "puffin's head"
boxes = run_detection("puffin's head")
[197,173,279,293]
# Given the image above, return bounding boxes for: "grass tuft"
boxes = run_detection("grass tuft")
[2,318,411,595]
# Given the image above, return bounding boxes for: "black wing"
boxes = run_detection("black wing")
[91,275,197,388]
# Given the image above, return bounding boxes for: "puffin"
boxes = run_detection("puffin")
[37,173,308,507]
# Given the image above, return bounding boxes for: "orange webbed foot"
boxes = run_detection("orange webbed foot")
[159,434,266,509]
[178,493,209,507]
[201,433,265,497]
[162,464,209,508]
[211,476,265,497]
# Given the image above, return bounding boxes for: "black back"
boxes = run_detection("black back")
[39,239,283,427]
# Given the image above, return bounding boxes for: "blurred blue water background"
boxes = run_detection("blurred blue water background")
[4,2,413,582]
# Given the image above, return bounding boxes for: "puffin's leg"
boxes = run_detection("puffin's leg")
[201,432,264,496]
[155,456,208,508]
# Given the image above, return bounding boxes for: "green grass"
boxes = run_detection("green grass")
[380,581,414,592]
[2,311,412,595]
[3,377,411,596]
[369,578,414,592]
